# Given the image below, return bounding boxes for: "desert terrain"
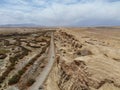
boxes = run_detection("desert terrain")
[0,28,55,90]
[0,27,120,90]
[45,27,120,90]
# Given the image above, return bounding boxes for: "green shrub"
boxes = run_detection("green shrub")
[8,74,21,85]
[18,69,25,75]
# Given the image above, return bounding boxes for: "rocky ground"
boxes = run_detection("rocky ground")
[0,28,53,90]
[45,27,120,90]
[0,27,120,90]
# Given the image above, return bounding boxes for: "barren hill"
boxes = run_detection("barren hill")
[45,27,120,90]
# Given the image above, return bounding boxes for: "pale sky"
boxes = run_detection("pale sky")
[0,0,120,26]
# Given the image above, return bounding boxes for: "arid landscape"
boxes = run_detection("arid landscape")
[0,27,120,90]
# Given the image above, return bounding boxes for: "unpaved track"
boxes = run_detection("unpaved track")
[28,32,55,90]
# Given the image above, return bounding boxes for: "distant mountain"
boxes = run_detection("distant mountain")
[0,24,44,27]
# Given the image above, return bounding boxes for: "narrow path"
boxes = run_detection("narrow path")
[28,32,55,90]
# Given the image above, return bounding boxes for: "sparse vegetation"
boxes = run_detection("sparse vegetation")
[0,49,9,54]
[0,65,14,84]
[8,74,21,85]
[7,45,47,85]
[0,30,51,89]
[0,46,30,84]
[18,69,26,75]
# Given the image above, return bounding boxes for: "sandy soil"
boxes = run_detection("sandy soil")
[45,27,120,90]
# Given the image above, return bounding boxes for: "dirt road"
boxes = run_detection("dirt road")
[28,32,55,90]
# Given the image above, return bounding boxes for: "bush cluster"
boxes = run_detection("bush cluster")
[8,74,21,85]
